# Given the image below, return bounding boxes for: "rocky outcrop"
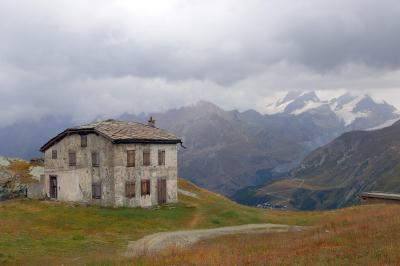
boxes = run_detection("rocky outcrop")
[0,157,43,201]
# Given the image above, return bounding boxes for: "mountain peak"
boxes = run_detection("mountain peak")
[278,91,303,105]
[191,100,224,114]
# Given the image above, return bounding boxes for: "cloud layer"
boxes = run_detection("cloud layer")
[1,0,400,126]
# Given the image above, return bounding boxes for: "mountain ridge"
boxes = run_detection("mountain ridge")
[0,91,399,197]
[233,119,400,210]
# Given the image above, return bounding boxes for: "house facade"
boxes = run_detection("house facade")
[40,119,181,207]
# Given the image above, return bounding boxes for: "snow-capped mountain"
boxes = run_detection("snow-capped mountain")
[266,91,400,131]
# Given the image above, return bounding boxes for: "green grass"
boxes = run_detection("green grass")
[0,178,323,265]
[133,204,400,266]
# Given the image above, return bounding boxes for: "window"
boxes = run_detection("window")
[127,150,135,167]
[92,183,101,199]
[52,150,57,159]
[92,152,99,167]
[81,135,87,147]
[141,180,150,196]
[126,181,135,198]
[69,152,76,166]
[158,150,165,166]
[143,150,151,166]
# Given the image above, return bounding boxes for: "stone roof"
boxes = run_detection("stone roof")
[360,192,400,201]
[40,119,181,152]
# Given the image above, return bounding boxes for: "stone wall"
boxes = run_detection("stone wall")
[113,143,178,207]
[43,133,178,207]
[44,133,115,205]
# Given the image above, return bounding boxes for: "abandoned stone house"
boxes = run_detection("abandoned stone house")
[39,119,181,207]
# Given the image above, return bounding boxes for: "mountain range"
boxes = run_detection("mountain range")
[0,91,398,198]
[233,120,400,210]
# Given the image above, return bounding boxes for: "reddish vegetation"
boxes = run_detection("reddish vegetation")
[132,204,400,265]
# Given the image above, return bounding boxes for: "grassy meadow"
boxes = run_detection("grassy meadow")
[0,179,323,265]
[0,178,399,265]
[133,204,400,266]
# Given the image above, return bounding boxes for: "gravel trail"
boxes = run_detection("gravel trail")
[124,223,305,256]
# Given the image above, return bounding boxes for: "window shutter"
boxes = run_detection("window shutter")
[81,135,87,147]
[143,150,151,166]
[92,152,99,167]
[127,150,135,167]
[92,183,101,199]
[158,150,165,166]
[126,181,135,198]
[141,180,150,195]
[69,152,76,166]
[52,150,57,159]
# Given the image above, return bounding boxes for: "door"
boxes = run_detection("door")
[49,176,57,199]
[157,178,167,204]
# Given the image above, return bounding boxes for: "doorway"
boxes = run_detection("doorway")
[49,175,57,199]
[157,178,167,204]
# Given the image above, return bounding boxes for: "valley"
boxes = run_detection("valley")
[235,119,400,210]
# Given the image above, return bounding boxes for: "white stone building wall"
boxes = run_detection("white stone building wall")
[43,133,178,207]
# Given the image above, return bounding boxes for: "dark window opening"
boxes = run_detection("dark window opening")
[69,152,76,166]
[141,180,150,196]
[92,183,101,199]
[126,181,135,198]
[81,135,87,147]
[127,150,135,167]
[143,150,151,166]
[52,150,57,159]
[92,152,99,167]
[158,150,165,166]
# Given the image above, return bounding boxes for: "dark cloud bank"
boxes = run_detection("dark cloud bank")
[1,0,400,126]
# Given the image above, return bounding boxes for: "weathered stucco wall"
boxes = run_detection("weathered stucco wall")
[43,133,178,207]
[44,133,114,205]
[113,143,178,207]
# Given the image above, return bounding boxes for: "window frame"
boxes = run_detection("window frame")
[68,151,76,166]
[127,150,135,167]
[125,181,136,198]
[158,150,165,166]
[51,150,57,159]
[81,135,87,148]
[141,179,151,196]
[143,149,151,166]
[91,152,99,167]
[92,182,102,199]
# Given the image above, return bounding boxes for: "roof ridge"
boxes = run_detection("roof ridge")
[40,119,181,152]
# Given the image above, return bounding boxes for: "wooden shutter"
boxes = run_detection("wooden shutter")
[52,150,57,159]
[81,135,87,147]
[141,180,150,195]
[143,150,151,166]
[92,183,101,199]
[127,150,135,167]
[69,152,76,166]
[92,152,99,167]
[126,181,135,198]
[158,150,165,166]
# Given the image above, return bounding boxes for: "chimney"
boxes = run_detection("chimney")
[148,116,156,127]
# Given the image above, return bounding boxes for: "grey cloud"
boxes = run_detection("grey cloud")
[1,0,400,126]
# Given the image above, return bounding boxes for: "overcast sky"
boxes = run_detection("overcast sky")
[1,0,400,126]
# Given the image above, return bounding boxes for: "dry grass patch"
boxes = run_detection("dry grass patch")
[130,204,400,265]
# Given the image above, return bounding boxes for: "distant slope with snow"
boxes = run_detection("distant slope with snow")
[265,91,400,131]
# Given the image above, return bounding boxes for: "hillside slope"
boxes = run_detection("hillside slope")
[234,120,400,210]
[134,204,400,265]
[0,178,317,265]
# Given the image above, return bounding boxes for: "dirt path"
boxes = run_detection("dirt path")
[124,223,305,257]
